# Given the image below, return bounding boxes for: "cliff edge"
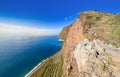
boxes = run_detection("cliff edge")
[29,11,120,77]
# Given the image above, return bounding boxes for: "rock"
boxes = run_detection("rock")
[59,25,72,41]
[74,39,120,77]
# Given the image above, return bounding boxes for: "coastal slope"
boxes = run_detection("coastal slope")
[28,11,120,77]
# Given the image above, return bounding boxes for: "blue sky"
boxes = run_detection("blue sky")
[0,0,120,32]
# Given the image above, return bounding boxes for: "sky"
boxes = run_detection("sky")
[0,0,120,35]
[0,23,59,36]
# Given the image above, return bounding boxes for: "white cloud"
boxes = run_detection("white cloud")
[65,17,68,20]
[64,16,72,21]
[69,16,72,19]
[0,23,59,36]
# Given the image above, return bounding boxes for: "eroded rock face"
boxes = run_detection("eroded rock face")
[60,11,120,77]
[59,25,71,41]
[74,39,120,77]
[61,16,91,77]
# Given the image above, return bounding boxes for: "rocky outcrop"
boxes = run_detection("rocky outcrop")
[74,39,120,77]
[60,11,120,77]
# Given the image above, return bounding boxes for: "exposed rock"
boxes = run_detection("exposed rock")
[74,39,120,77]
[59,25,72,41]
[60,11,120,77]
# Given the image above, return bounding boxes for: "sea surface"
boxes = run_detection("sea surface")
[0,35,63,77]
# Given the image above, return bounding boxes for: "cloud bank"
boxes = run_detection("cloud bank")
[0,23,59,37]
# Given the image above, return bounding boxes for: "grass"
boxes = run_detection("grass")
[83,11,120,48]
[107,17,120,47]
[102,63,107,70]
[30,52,63,77]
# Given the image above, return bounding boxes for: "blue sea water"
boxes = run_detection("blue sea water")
[0,35,62,77]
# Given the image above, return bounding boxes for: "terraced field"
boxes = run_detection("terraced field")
[30,52,63,77]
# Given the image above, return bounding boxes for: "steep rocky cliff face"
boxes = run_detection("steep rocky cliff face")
[59,25,71,41]
[30,11,120,77]
[61,12,90,77]
[60,11,120,77]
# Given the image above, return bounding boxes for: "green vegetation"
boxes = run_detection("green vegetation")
[102,63,107,70]
[102,63,108,71]
[30,52,63,77]
[108,25,120,47]
[107,16,120,47]
[84,11,120,47]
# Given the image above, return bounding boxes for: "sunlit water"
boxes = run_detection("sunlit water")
[0,35,62,77]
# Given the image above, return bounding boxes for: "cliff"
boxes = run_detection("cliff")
[29,11,120,77]
[59,25,71,41]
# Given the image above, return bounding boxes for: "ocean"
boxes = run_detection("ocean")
[0,35,62,77]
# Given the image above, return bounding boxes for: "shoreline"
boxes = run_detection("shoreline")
[24,58,48,77]
[25,39,62,77]
[58,39,64,42]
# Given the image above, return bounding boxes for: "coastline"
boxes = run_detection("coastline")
[58,39,64,42]
[25,38,62,77]
[24,58,48,77]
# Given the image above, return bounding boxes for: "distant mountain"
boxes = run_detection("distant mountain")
[28,11,120,77]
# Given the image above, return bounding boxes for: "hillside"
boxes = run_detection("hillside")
[28,11,120,77]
